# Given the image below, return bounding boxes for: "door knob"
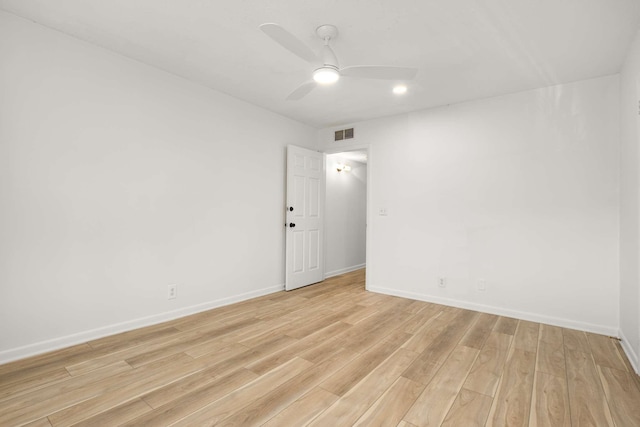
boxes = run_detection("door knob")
[289,207,294,211]
[289,223,296,228]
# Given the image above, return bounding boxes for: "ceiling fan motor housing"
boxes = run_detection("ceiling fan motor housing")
[320,45,339,68]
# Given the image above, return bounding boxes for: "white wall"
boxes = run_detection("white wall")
[0,11,316,362]
[620,28,640,373]
[325,155,366,277]
[318,75,620,335]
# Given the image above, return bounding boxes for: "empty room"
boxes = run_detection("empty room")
[2,0,640,426]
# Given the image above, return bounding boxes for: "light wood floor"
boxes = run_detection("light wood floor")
[1,269,639,426]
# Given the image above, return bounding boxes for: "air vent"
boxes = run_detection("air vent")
[334,128,354,141]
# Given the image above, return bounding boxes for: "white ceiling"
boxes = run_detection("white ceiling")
[1,0,639,128]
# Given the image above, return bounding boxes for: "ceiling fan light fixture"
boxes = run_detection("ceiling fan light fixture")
[313,66,340,84]
[393,84,408,95]
[260,23,418,100]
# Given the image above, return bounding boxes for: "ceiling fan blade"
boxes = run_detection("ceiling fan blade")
[286,81,317,101]
[340,66,418,80]
[260,23,319,64]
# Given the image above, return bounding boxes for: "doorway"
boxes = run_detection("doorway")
[324,149,368,278]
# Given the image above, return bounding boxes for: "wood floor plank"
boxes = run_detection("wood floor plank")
[587,333,628,372]
[0,360,133,422]
[217,347,358,426]
[536,340,566,378]
[317,329,410,368]
[235,321,297,349]
[401,356,441,386]
[565,348,614,426]
[402,311,456,353]
[276,304,331,323]
[0,367,70,402]
[0,354,187,426]
[402,305,443,334]
[124,318,259,368]
[217,316,295,347]
[356,292,393,306]
[493,316,518,335]
[170,357,313,426]
[337,309,415,354]
[64,335,180,377]
[341,303,384,325]
[311,348,419,426]
[184,340,248,361]
[326,296,367,314]
[3,269,637,427]
[459,313,498,350]
[245,321,351,375]
[284,309,354,340]
[138,361,254,409]
[389,297,425,313]
[194,334,297,377]
[0,344,98,386]
[319,330,411,397]
[22,418,53,427]
[463,331,512,397]
[562,328,591,353]
[485,348,536,427]
[513,320,539,352]
[261,387,339,427]
[614,339,638,374]
[72,398,152,427]
[529,371,570,427]
[129,368,258,425]
[404,300,430,314]
[416,310,478,366]
[440,388,493,427]
[46,353,204,427]
[353,376,425,427]
[64,321,234,377]
[403,345,479,427]
[87,325,182,352]
[597,365,640,426]
[539,324,563,346]
[402,310,479,385]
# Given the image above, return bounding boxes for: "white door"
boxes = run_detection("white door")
[285,145,325,291]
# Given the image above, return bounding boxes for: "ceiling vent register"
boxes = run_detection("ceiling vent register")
[335,128,354,141]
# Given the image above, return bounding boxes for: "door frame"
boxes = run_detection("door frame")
[322,144,372,291]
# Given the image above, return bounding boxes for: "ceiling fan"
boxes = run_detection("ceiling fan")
[259,23,418,100]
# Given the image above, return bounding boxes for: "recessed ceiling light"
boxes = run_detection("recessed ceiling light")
[393,85,408,95]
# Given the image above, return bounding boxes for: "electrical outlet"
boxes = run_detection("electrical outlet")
[438,277,446,288]
[168,284,177,299]
[478,279,486,292]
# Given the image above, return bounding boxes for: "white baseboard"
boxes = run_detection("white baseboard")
[325,263,366,279]
[368,286,619,337]
[620,329,639,374]
[0,284,284,365]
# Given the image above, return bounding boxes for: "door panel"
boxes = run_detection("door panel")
[308,229,320,270]
[293,176,305,217]
[286,145,325,291]
[293,231,304,273]
[308,178,320,216]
